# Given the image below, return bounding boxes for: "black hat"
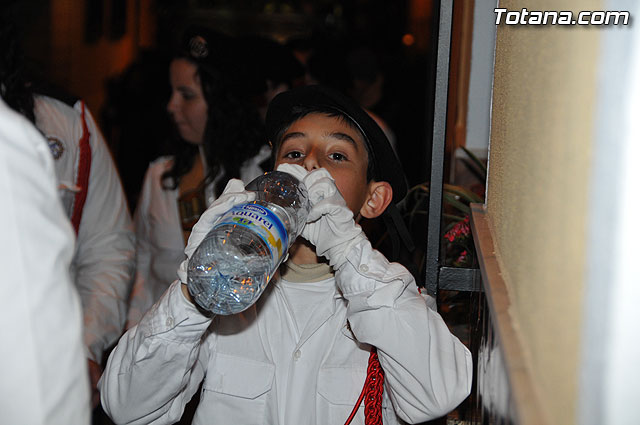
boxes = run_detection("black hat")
[265,85,408,204]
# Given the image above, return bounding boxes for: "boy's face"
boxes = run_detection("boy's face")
[274,113,370,215]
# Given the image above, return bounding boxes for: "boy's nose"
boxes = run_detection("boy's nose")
[302,151,320,171]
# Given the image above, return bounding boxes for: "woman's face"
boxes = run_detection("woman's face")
[167,58,208,145]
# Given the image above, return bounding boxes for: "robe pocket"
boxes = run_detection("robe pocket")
[317,366,366,424]
[199,353,275,424]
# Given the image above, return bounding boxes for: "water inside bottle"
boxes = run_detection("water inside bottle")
[187,170,309,314]
[188,224,274,314]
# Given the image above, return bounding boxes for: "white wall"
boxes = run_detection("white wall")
[579,1,640,423]
[464,0,498,157]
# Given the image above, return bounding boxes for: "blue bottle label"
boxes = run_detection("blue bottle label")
[214,203,288,264]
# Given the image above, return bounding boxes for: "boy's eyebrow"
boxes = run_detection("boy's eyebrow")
[280,131,360,150]
[327,131,359,149]
[280,132,306,144]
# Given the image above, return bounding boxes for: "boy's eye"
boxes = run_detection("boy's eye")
[284,151,303,160]
[329,152,347,161]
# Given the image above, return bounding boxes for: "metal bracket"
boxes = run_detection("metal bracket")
[424,0,481,295]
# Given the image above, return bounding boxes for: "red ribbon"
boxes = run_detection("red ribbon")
[71,101,91,235]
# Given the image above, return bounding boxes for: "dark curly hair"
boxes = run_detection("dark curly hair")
[162,27,267,196]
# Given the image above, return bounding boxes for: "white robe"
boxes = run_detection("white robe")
[102,238,472,424]
[34,95,136,364]
[0,99,90,424]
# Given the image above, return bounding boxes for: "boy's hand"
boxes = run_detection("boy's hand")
[177,179,255,288]
[301,168,366,269]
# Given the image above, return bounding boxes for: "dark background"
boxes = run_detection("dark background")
[8,0,440,204]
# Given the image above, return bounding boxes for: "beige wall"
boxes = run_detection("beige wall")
[487,1,601,423]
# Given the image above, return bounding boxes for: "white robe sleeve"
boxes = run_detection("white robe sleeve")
[101,281,211,424]
[337,239,473,422]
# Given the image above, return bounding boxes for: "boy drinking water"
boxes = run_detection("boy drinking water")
[101,85,472,424]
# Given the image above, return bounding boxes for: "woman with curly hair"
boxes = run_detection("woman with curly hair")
[127,27,270,327]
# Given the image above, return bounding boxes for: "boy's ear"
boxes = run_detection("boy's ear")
[360,181,393,219]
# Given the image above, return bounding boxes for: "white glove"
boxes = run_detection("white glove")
[275,163,308,181]
[301,168,366,269]
[177,178,255,284]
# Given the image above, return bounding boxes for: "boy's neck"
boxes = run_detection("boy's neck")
[287,238,321,265]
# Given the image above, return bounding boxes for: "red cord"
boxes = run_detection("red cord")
[71,101,91,235]
[344,347,385,425]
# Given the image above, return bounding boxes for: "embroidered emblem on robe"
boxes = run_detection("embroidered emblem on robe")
[47,136,65,160]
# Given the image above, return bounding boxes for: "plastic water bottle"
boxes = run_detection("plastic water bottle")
[187,171,309,315]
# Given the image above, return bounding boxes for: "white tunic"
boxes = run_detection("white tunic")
[33,95,136,364]
[0,99,90,424]
[102,239,472,424]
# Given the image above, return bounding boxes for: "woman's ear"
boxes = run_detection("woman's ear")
[360,181,393,219]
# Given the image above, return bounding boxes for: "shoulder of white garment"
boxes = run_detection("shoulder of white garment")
[32,95,82,184]
[240,144,272,183]
[147,155,176,183]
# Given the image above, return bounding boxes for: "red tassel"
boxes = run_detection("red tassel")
[344,347,385,425]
